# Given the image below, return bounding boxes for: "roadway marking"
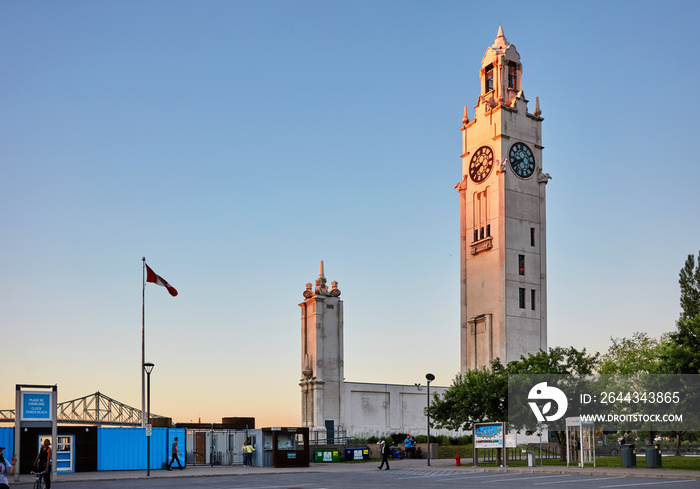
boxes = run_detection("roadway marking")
[475,474,576,483]
[599,480,700,488]
[396,471,572,482]
[535,476,627,485]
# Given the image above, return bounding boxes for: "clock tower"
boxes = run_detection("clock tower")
[457,27,550,372]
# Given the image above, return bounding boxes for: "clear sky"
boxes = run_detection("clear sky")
[2,1,699,428]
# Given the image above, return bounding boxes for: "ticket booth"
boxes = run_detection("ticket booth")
[261,427,309,468]
[566,417,595,467]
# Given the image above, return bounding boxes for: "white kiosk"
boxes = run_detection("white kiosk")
[565,416,595,467]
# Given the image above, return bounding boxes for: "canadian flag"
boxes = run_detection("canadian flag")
[146,265,178,297]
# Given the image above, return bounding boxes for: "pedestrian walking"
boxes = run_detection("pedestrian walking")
[168,437,183,470]
[377,440,390,470]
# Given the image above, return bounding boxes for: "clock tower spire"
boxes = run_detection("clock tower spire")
[457,27,549,372]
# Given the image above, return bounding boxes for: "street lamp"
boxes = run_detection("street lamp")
[425,373,435,466]
[143,362,155,476]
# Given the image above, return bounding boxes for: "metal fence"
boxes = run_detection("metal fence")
[480,445,560,462]
[480,443,700,462]
[185,429,250,466]
[307,428,349,446]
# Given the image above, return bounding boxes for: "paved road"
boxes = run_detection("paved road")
[18,468,700,489]
[11,459,700,488]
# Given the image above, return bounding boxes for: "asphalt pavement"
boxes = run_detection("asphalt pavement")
[10,457,700,486]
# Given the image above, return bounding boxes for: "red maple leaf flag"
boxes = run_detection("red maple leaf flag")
[145,265,178,297]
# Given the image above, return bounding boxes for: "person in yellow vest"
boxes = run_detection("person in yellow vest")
[244,441,255,467]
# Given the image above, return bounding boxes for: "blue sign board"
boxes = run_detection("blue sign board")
[21,392,52,420]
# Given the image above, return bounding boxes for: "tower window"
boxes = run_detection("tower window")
[473,189,489,242]
[519,288,525,309]
[530,227,536,247]
[508,63,517,90]
[485,65,494,93]
[531,289,536,310]
[518,254,525,275]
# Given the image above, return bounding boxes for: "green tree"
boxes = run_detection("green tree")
[427,359,509,465]
[658,251,700,454]
[506,346,599,461]
[428,347,599,462]
[664,251,700,373]
[662,315,700,374]
[598,331,667,374]
[678,251,700,322]
[428,359,508,431]
[599,332,670,446]
[507,346,599,376]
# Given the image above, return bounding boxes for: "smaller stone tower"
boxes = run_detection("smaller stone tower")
[299,261,343,440]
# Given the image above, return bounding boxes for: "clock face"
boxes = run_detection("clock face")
[509,142,536,178]
[469,146,494,183]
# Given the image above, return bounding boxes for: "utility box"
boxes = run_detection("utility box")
[344,447,370,461]
[313,449,340,463]
[527,451,536,467]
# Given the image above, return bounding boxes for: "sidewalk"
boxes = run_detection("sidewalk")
[11,457,700,485]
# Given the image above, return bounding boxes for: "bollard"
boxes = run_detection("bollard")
[455,454,461,466]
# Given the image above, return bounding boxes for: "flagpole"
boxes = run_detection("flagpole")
[142,257,146,428]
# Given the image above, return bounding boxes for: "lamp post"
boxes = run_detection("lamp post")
[425,373,435,466]
[143,362,154,476]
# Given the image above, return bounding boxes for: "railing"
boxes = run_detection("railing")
[480,445,560,462]
[307,430,350,446]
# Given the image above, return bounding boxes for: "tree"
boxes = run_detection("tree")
[427,359,509,465]
[663,315,700,374]
[598,331,667,375]
[428,359,508,431]
[599,332,669,446]
[658,251,700,454]
[678,251,700,322]
[428,347,599,462]
[508,346,599,376]
[506,347,599,461]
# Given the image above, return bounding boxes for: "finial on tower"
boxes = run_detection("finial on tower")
[314,260,329,295]
[462,105,469,125]
[491,25,511,51]
[534,96,542,117]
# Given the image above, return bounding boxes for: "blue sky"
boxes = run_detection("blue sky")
[2,0,699,426]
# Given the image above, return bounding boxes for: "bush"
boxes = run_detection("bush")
[453,435,472,445]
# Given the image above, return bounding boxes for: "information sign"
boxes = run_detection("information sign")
[21,392,52,421]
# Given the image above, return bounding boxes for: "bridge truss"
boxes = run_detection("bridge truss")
[0,391,165,426]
